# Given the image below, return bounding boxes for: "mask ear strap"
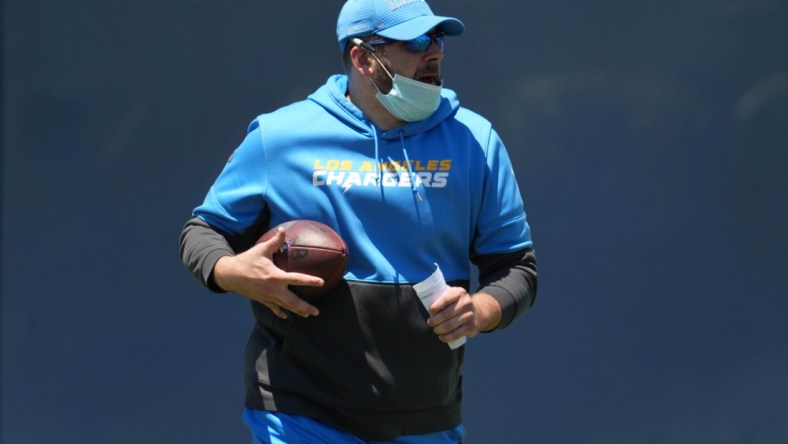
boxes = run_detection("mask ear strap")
[351,38,396,82]
[371,54,395,82]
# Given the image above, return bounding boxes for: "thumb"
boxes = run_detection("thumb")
[255,226,288,257]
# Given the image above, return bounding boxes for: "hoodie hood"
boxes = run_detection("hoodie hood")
[308,74,460,139]
[307,74,461,199]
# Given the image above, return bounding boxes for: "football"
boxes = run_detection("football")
[257,220,349,301]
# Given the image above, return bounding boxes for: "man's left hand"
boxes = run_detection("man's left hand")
[427,287,502,345]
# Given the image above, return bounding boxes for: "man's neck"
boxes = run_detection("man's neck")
[346,80,403,131]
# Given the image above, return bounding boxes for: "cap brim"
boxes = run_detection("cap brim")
[377,16,464,41]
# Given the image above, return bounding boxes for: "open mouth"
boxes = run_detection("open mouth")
[417,75,441,86]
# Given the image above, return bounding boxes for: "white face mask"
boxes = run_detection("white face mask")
[375,73,442,122]
[369,54,443,122]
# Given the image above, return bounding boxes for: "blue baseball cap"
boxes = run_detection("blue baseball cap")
[337,0,465,51]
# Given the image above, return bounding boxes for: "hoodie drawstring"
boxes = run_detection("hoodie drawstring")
[369,123,382,185]
[398,130,423,202]
[367,124,423,202]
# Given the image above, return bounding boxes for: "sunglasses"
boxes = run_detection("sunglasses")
[367,32,445,52]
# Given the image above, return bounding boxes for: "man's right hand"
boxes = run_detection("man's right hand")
[212,228,323,319]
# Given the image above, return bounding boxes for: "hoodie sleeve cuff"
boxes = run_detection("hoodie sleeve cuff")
[476,284,519,330]
[202,248,234,293]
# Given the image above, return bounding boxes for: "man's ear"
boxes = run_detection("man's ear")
[349,45,376,78]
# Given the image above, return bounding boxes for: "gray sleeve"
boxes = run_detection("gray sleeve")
[179,210,271,292]
[179,217,236,292]
[472,248,538,330]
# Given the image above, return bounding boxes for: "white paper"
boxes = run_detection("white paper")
[413,264,467,350]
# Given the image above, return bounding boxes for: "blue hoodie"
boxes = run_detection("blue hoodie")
[195,75,531,284]
[188,74,534,439]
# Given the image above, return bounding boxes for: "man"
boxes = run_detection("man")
[179,0,538,442]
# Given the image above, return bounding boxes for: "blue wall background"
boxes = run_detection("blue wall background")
[2,1,787,442]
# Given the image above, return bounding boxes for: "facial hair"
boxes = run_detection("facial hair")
[413,63,443,86]
[372,59,395,94]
